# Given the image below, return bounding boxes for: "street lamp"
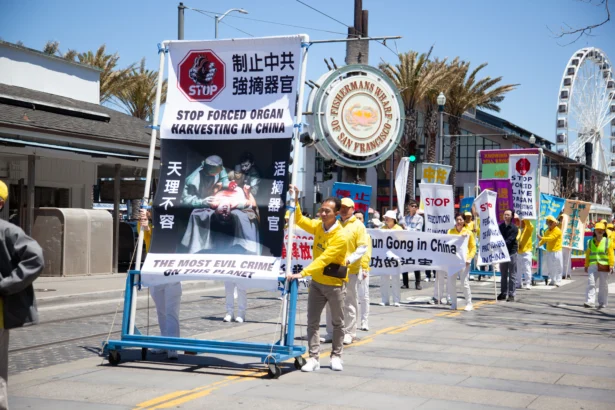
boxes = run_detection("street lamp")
[437,92,446,164]
[215,8,248,39]
[529,134,536,146]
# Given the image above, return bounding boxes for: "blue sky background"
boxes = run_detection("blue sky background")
[1,0,613,142]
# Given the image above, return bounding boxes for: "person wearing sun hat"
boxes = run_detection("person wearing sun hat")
[538,215,563,287]
[0,179,45,409]
[584,222,612,309]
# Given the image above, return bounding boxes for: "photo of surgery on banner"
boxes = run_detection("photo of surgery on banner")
[149,137,292,258]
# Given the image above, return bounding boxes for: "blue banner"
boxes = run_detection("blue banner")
[539,193,566,249]
[460,197,474,216]
[332,182,372,225]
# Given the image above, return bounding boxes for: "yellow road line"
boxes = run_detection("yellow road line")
[134,297,496,409]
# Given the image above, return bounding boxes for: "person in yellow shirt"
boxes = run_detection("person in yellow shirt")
[607,223,615,241]
[584,222,612,309]
[537,215,563,287]
[353,212,372,331]
[464,212,476,235]
[139,206,182,360]
[286,185,349,372]
[379,210,404,307]
[323,198,368,345]
[447,213,477,311]
[515,215,534,290]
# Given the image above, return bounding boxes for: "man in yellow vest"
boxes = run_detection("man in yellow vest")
[323,198,368,345]
[286,185,350,372]
[538,215,563,287]
[584,222,612,309]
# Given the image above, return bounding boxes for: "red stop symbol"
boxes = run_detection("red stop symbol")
[177,50,226,102]
[516,158,531,176]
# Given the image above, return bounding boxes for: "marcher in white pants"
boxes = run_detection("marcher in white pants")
[447,214,477,311]
[358,269,370,330]
[431,271,448,305]
[224,282,247,322]
[379,211,403,307]
[584,222,611,309]
[561,247,572,280]
[515,217,534,290]
[538,215,563,287]
[150,283,182,359]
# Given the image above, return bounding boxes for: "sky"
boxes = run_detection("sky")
[1,0,614,143]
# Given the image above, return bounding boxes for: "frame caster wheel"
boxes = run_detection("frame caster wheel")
[545,278,549,286]
[294,357,307,370]
[531,280,536,286]
[478,275,483,281]
[267,363,282,379]
[141,348,148,361]
[108,350,121,366]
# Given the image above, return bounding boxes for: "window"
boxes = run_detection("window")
[315,151,324,173]
[443,133,500,172]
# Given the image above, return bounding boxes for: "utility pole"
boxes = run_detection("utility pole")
[178,2,185,40]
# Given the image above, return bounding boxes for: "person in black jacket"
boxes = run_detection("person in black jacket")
[498,209,518,302]
[0,180,45,410]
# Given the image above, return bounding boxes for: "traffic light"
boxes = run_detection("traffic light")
[323,159,336,181]
[408,140,418,163]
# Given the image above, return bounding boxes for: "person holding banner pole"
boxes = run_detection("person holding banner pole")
[498,210,519,302]
[379,211,403,307]
[537,215,563,287]
[447,213,476,311]
[402,201,424,290]
[286,186,349,372]
[324,198,368,345]
[584,222,612,309]
[139,208,182,360]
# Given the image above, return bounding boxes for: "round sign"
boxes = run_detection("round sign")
[308,65,404,168]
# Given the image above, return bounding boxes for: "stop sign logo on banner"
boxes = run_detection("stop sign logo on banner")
[419,183,455,234]
[177,50,226,102]
[508,154,538,220]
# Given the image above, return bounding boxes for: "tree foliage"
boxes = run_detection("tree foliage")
[112,58,167,121]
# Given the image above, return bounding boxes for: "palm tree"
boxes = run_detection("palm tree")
[43,40,59,55]
[113,58,167,121]
[379,48,450,201]
[445,61,518,187]
[78,45,134,104]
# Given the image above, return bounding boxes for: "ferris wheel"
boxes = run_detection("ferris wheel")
[556,47,615,174]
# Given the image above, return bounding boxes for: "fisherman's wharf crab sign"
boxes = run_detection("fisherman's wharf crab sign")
[308,65,404,168]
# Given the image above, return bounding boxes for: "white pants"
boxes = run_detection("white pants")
[448,265,471,309]
[326,273,359,337]
[562,248,572,278]
[358,273,370,324]
[150,283,182,338]
[517,251,533,287]
[433,271,448,301]
[545,251,563,285]
[586,265,609,306]
[380,274,401,304]
[225,282,247,318]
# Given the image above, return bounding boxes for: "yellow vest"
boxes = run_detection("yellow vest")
[447,226,476,261]
[295,204,350,286]
[585,236,614,267]
[340,215,369,275]
[518,220,534,254]
[539,226,562,252]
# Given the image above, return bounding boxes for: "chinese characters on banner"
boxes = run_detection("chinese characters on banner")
[141,36,305,288]
[459,197,475,216]
[508,154,538,220]
[367,229,467,275]
[475,189,510,266]
[418,183,455,234]
[539,193,566,238]
[420,163,452,184]
[478,179,513,224]
[479,149,541,179]
[560,200,590,250]
[279,228,314,275]
[332,182,372,223]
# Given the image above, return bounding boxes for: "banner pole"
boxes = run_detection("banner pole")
[280,35,310,345]
[128,42,167,335]
[537,148,543,283]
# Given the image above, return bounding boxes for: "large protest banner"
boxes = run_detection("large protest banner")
[142,36,304,287]
[394,158,410,216]
[475,189,510,266]
[420,163,452,184]
[333,182,371,223]
[419,183,455,234]
[478,179,513,223]
[280,228,314,274]
[560,200,590,250]
[367,229,467,275]
[539,193,566,232]
[480,149,541,179]
[508,154,538,220]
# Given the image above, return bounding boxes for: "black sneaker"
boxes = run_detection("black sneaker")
[506,296,515,302]
[497,293,507,301]
[415,283,423,290]
[401,285,409,289]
